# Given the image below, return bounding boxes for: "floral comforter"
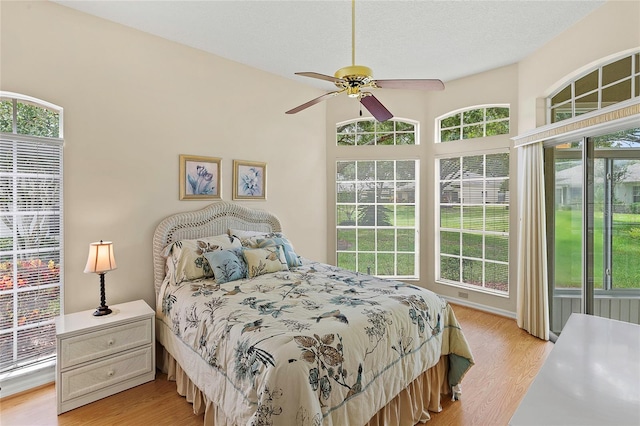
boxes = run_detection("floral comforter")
[158,260,473,426]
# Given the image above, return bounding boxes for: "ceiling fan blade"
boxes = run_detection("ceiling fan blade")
[373,79,445,91]
[285,91,341,114]
[295,72,344,84]
[360,94,393,122]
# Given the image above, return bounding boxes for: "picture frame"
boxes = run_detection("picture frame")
[179,155,221,200]
[233,160,266,200]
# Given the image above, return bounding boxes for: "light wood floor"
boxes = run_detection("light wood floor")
[0,304,553,426]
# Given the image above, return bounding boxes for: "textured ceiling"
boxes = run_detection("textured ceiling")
[53,0,605,88]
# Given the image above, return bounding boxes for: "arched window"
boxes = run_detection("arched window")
[548,50,640,123]
[335,118,419,279]
[0,92,63,375]
[434,105,511,295]
[437,105,510,143]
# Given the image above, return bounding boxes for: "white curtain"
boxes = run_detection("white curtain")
[516,142,549,340]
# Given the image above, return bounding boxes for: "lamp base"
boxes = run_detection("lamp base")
[93,306,112,316]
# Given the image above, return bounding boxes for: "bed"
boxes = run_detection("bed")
[153,201,474,425]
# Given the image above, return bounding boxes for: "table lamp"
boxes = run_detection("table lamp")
[84,240,117,316]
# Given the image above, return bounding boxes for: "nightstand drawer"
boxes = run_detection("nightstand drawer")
[59,318,152,369]
[60,345,153,403]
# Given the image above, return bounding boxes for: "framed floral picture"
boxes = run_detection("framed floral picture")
[233,160,266,200]
[179,155,221,200]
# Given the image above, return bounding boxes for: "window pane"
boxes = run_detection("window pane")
[463,206,484,230]
[376,161,394,180]
[440,256,460,281]
[551,86,572,106]
[486,206,509,232]
[602,56,631,86]
[336,161,355,181]
[337,252,356,271]
[441,129,460,142]
[551,105,572,123]
[486,153,509,177]
[462,155,483,177]
[16,102,59,138]
[575,92,599,116]
[462,124,483,139]
[602,80,631,106]
[462,232,483,258]
[356,161,375,180]
[441,114,460,129]
[396,205,414,226]
[575,70,599,97]
[337,229,355,250]
[440,231,459,255]
[441,205,460,228]
[358,252,375,274]
[396,183,415,204]
[485,262,509,292]
[396,133,415,145]
[486,107,509,121]
[375,205,393,226]
[397,229,415,252]
[396,122,414,132]
[462,259,483,286]
[486,120,509,136]
[377,253,395,275]
[356,204,375,224]
[357,120,375,132]
[337,205,357,225]
[377,229,395,251]
[356,133,374,146]
[337,123,356,134]
[337,183,356,203]
[337,134,355,146]
[376,133,394,145]
[357,228,375,250]
[463,109,483,124]
[357,184,375,203]
[396,253,415,275]
[440,158,460,180]
[377,121,394,132]
[485,235,509,262]
[0,100,12,132]
[396,161,415,181]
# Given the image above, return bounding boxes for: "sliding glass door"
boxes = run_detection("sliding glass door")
[547,128,640,334]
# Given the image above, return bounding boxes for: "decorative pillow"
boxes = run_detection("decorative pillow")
[163,234,242,283]
[228,229,284,248]
[255,237,302,268]
[204,248,247,284]
[242,246,289,278]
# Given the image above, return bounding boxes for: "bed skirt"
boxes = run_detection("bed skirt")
[159,346,451,425]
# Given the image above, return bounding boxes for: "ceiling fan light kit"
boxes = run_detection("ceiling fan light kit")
[286,0,444,122]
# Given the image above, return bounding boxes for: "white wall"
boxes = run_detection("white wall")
[0,1,327,314]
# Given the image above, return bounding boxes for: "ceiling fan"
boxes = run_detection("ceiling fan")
[286,0,445,122]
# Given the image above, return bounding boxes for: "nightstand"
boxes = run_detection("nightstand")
[55,299,155,414]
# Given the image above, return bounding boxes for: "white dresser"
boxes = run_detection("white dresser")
[55,299,155,414]
[510,313,640,425]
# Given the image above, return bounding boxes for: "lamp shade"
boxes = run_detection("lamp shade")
[84,240,117,274]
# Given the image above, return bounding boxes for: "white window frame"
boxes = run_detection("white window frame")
[435,104,510,143]
[0,92,64,388]
[335,118,420,280]
[435,149,510,295]
[547,50,640,124]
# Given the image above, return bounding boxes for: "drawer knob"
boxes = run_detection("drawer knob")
[107,339,114,346]
[107,370,114,377]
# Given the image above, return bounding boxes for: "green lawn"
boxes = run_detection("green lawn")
[336,204,640,289]
[554,209,640,289]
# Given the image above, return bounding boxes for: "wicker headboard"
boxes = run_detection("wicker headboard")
[152,201,282,295]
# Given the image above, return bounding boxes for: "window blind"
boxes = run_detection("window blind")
[0,135,63,373]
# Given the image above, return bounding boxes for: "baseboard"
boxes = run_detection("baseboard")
[442,295,517,319]
[0,360,55,399]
